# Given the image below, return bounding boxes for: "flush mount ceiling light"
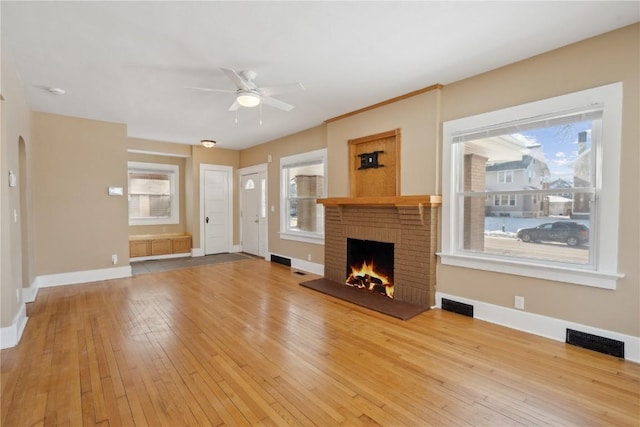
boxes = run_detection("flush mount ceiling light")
[200,139,216,148]
[236,90,261,108]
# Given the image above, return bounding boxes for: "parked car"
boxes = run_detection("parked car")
[516,221,589,246]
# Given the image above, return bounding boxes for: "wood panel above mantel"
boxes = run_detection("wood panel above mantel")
[317,195,441,207]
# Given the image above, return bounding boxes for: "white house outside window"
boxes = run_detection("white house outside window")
[128,162,179,225]
[440,83,624,289]
[280,149,327,244]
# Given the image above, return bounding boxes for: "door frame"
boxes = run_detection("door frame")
[238,163,268,259]
[199,164,233,256]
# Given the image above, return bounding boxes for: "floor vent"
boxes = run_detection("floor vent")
[441,298,474,317]
[270,254,291,267]
[294,271,307,275]
[566,329,625,358]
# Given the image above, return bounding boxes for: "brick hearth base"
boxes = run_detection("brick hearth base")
[320,197,440,307]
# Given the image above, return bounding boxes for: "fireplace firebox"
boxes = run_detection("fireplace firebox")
[346,239,394,298]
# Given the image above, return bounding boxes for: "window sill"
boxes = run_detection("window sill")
[279,231,324,245]
[129,219,179,226]
[437,252,624,290]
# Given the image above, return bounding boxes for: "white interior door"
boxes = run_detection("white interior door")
[241,173,260,256]
[203,168,230,255]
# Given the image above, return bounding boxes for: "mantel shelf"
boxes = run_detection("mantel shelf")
[317,195,442,207]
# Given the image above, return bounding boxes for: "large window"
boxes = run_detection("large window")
[440,83,623,289]
[128,162,179,225]
[280,149,326,243]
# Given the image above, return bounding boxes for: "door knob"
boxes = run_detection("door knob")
[206,217,209,223]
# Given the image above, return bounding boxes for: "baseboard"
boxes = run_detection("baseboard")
[266,252,323,275]
[0,303,28,350]
[34,265,132,288]
[130,253,191,262]
[191,248,204,257]
[291,258,324,276]
[435,292,640,363]
[22,285,38,303]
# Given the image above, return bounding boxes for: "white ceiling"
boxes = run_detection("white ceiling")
[2,1,638,150]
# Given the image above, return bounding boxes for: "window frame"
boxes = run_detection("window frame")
[497,170,514,184]
[128,161,179,226]
[279,148,327,244]
[440,83,624,289]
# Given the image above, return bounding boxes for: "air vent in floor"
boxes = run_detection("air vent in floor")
[566,328,624,358]
[441,298,474,317]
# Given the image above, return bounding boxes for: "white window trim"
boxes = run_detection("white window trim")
[128,161,179,226]
[440,82,624,289]
[279,148,327,245]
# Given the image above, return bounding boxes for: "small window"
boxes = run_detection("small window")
[497,170,513,184]
[280,149,327,244]
[128,162,179,225]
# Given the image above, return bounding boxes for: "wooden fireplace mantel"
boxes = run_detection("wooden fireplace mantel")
[317,195,441,207]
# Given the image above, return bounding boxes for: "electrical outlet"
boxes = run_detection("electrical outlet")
[307,253,312,261]
[514,296,525,310]
[112,254,118,265]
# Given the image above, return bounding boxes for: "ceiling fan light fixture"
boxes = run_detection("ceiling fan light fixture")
[200,139,216,148]
[236,91,261,108]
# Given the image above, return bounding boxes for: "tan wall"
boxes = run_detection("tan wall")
[1,44,33,327]
[240,125,326,263]
[438,24,639,336]
[32,113,130,275]
[326,89,441,197]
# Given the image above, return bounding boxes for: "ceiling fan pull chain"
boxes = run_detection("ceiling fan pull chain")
[235,110,238,124]
[259,103,263,125]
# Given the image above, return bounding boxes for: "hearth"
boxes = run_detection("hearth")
[346,239,394,298]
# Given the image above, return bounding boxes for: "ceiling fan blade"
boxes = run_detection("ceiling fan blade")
[185,86,234,93]
[228,100,240,111]
[261,96,294,112]
[259,82,305,97]
[221,68,251,91]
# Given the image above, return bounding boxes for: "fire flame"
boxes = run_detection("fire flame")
[346,260,394,298]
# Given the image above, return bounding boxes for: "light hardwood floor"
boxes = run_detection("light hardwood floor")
[1,259,639,426]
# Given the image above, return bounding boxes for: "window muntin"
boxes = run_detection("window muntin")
[128,162,179,225]
[441,83,623,289]
[280,149,326,243]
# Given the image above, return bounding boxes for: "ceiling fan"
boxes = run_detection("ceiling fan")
[187,68,304,112]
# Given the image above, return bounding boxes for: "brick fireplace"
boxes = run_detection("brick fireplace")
[318,196,441,307]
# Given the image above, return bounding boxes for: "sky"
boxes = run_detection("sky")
[520,120,592,183]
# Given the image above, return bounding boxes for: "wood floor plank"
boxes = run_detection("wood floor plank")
[2,258,639,426]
